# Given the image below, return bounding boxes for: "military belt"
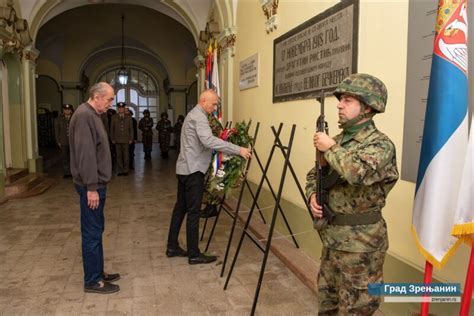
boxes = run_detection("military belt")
[330,210,381,226]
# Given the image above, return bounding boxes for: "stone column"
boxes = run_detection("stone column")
[0,44,6,200]
[22,46,43,173]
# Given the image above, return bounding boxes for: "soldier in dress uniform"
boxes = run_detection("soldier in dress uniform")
[200,115,224,218]
[305,73,399,315]
[111,102,134,176]
[156,112,173,158]
[138,109,154,160]
[125,108,138,170]
[55,103,74,178]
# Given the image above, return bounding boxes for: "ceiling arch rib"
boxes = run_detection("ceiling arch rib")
[80,45,170,84]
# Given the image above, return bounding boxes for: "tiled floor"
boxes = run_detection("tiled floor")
[0,146,317,315]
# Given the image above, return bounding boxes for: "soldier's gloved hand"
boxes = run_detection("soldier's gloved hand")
[314,132,336,152]
[309,193,323,218]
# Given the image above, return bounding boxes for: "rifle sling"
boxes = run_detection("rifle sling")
[330,210,382,226]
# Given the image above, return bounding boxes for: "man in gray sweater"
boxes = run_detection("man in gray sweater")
[166,89,251,264]
[69,82,121,294]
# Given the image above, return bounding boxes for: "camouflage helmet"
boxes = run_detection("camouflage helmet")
[333,73,388,113]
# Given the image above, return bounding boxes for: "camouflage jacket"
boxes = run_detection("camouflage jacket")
[156,119,173,134]
[138,117,154,136]
[305,121,399,252]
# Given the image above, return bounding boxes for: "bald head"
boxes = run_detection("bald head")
[199,89,219,114]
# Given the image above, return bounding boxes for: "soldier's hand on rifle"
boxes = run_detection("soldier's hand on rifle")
[314,132,336,152]
[309,193,323,218]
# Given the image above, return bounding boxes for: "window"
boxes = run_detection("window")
[98,67,161,141]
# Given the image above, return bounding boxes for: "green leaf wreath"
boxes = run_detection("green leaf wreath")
[210,120,253,196]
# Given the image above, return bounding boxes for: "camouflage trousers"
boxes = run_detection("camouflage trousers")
[159,133,170,153]
[317,247,385,315]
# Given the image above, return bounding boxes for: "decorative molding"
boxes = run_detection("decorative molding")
[22,46,39,62]
[217,27,236,57]
[194,54,205,69]
[0,0,33,55]
[260,0,279,33]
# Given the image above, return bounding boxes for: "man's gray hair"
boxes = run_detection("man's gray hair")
[89,82,112,99]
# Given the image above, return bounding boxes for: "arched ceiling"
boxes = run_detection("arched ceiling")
[23,0,213,45]
[35,4,197,84]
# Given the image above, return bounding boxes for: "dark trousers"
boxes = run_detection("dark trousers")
[167,172,205,258]
[129,142,135,169]
[61,145,71,176]
[75,184,106,287]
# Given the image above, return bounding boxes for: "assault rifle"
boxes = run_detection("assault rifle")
[313,91,335,230]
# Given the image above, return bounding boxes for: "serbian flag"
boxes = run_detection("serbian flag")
[205,43,213,89]
[452,111,473,244]
[412,0,469,269]
[210,42,222,122]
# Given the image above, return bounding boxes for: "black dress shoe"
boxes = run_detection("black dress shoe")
[103,272,120,282]
[200,205,218,218]
[84,281,120,294]
[188,253,217,265]
[166,247,188,257]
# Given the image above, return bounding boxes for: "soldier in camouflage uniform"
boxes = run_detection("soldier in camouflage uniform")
[200,115,224,218]
[55,104,74,178]
[305,73,399,315]
[156,112,173,158]
[173,115,185,153]
[138,109,154,160]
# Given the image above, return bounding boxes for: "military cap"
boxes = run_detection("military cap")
[117,102,127,108]
[62,104,74,110]
[334,73,388,113]
[143,109,150,114]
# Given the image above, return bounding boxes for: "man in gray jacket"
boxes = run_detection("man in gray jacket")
[166,89,251,264]
[70,82,120,294]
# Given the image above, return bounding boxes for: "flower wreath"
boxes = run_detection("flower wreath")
[210,120,253,196]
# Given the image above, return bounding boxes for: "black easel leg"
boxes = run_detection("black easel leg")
[253,148,299,248]
[204,196,226,252]
[250,124,296,316]
[223,123,283,288]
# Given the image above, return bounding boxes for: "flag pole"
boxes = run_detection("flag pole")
[421,261,433,316]
[459,244,474,316]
